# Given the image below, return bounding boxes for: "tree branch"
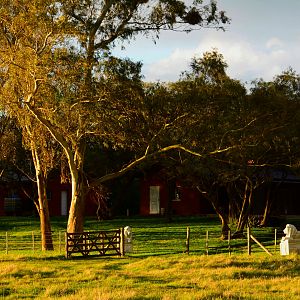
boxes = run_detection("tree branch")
[24,102,78,178]
[94,7,136,50]
[218,118,257,149]
[90,144,237,188]
[37,31,53,55]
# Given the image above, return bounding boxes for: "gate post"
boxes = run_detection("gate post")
[247,226,251,255]
[185,227,190,254]
[65,232,68,258]
[120,228,125,257]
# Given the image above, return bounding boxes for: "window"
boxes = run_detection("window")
[173,187,181,202]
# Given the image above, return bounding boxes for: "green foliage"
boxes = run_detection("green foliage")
[139,53,300,234]
[250,69,300,169]
[59,0,229,51]
[182,49,229,84]
[0,0,231,233]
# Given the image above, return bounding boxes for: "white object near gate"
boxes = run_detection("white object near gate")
[280,224,300,255]
[149,186,160,214]
[124,226,133,253]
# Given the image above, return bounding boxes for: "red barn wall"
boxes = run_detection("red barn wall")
[172,187,200,215]
[47,179,98,216]
[140,178,214,216]
[47,179,72,216]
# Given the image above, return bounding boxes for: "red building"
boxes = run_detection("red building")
[138,173,300,218]
[1,171,300,218]
[0,177,98,217]
[139,177,214,216]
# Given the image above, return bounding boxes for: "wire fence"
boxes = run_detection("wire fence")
[0,227,283,257]
[130,227,281,256]
[0,231,65,254]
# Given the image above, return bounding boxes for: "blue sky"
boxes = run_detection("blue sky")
[113,0,300,84]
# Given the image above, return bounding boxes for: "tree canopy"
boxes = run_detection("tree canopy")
[0,0,231,234]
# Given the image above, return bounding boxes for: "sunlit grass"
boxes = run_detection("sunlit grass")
[0,253,299,299]
[0,216,299,299]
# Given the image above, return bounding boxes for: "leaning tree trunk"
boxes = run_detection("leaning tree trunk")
[37,173,54,250]
[32,148,53,250]
[205,192,230,239]
[260,185,272,227]
[215,207,230,240]
[234,179,253,236]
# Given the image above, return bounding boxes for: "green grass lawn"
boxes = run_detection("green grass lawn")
[0,216,283,256]
[0,216,299,299]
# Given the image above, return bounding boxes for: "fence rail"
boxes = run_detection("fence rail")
[0,231,65,254]
[0,227,282,257]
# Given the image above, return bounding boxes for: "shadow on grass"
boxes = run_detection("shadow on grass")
[10,269,57,279]
[0,254,66,263]
[228,258,300,277]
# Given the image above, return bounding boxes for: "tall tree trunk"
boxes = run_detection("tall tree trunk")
[37,172,53,250]
[236,181,249,232]
[227,188,240,224]
[199,188,230,239]
[67,169,86,233]
[32,147,53,250]
[219,213,231,240]
[24,95,88,234]
[235,179,253,235]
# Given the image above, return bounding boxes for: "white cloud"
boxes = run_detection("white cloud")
[144,32,300,85]
[266,37,284,49]
[144,48,194,82]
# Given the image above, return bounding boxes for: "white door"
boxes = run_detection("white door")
[149,186,160,214]
[61,191,68,216]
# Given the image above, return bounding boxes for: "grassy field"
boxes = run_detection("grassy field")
[0,216,299,299]
[0,252,299,299]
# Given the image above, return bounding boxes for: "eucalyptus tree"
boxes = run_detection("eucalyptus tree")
[0,113,57,250]
[0,87,59,251]
[211,72,300,235]
[247,69,300,226]
[154,50,294,237]
[22,117,60,250]
[172,50,249,237]
[0,0,229,233]
[0,0,63,249]
[183,65,300,235]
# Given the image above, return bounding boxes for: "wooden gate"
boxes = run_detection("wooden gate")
[66,229,124,258]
